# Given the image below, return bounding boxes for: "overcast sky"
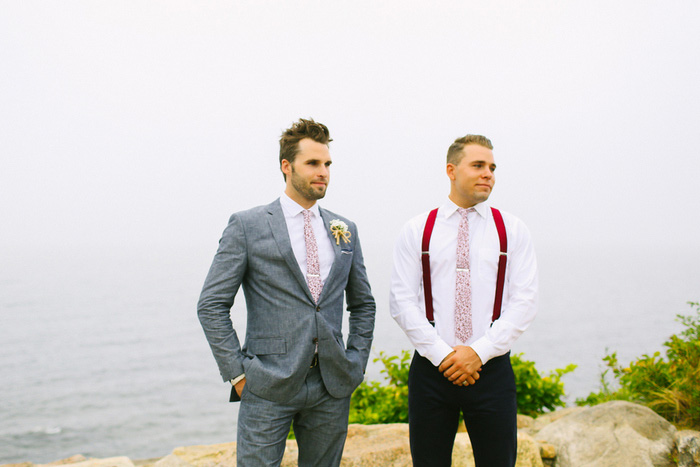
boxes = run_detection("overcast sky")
[2,1,699,259]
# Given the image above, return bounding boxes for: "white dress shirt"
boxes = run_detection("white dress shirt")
[280,193,335,284]
[389,199,538,367]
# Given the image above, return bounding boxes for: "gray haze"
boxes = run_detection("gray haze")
[2,1,699,254]
[2,2,700,373]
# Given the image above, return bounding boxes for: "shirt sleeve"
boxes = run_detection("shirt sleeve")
[469,216,538,364]
[389,218,455,367]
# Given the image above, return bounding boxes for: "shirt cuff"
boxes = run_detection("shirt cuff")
[425,340,456,368]
[230,373,245,385]
[470,337,498,365]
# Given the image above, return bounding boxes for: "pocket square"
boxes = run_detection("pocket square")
[341,249,353,254]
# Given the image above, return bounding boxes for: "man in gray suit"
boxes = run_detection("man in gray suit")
[198,118,376,466]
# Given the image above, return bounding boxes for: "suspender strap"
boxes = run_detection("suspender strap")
[491,207,507,322]
[421,208,439,323]
[421,207,508,325]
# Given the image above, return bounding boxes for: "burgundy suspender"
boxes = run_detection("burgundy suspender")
[422,207,507,324]
[421,208,440,323]
[490,207,508,322]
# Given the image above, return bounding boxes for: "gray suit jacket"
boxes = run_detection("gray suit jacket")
[197,199,376,403]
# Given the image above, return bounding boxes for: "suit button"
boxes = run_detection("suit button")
[316,306,321,312]
[313,338,318,344]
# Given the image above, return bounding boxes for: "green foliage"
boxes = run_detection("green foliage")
[511,353,577,417]
[349,349,576,423]
[577,302,700,429]
[349,350,411,424]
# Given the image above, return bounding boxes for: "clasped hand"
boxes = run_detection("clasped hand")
[438,346,483,386]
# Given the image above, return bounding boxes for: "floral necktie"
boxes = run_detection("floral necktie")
[303,210,323,303]
[455,207,475,341]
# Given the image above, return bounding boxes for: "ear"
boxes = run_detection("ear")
[281,158,292,177]
[446,163,456,181]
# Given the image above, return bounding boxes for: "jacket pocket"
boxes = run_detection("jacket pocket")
[247,337,287,355]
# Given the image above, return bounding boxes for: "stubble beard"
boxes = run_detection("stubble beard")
[290,170,327,202]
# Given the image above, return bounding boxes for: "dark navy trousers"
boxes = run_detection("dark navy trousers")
[408,351,517,467]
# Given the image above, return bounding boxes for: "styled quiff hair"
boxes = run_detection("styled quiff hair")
[279,118,332,180]
[446,134,493,165]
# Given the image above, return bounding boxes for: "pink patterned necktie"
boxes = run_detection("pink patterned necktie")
[455,207,475,341]
[303,210,323,303]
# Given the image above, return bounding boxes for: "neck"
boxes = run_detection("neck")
[448,193,477,209]
[285,188,316,210]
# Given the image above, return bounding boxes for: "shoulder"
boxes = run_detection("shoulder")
[228,199,279,222]
[401,208,439,236]
[393,209,435,251]
[489,207,533,244]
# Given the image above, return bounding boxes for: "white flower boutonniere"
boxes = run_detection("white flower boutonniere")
[330,219,352,245]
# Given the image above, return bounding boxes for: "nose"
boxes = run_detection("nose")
[319,165,330,179]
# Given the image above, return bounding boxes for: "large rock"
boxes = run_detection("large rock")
[452,430,544,467]
[676,430,700,467]
[156,442,236,467]
[150,423,545,466]
[339,424,411,466]
[517,408,586,437]
[536,401,676,466]
[39,459,134,467]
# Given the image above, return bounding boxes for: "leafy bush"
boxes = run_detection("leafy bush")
[511,353,576,416]
[349,350,410,424]
[577,301,700,429]
[349,349,575,423]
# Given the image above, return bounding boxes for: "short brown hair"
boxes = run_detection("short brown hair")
[279,118,332,179]
[446,135,493,165]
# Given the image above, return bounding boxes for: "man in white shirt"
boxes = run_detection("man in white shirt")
[390,134,538,466]
[198,118,375,466]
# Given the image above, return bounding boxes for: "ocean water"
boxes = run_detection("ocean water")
[1,243,698,464]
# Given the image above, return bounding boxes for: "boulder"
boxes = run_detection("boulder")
[151,423,545,466]
[160,443,236,467]
[154,425,411,466]
[39,458,134,467]
[339,424,411,466]
[676,430,700,467]
[536,401,676,466]
[451,429,543,467]
[43,456,88,466]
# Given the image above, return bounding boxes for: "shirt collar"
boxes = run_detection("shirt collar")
[443,198,490,219]
[280,192,321,218]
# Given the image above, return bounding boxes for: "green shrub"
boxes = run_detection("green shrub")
[349,349,575,423]
[349,350,410,424]
[511,354,576,417]
[577,301,700,429]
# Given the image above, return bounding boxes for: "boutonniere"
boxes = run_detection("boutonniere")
[330,219,352,245]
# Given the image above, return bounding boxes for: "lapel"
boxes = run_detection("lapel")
[266,199,315,302]
[319,207,342,293]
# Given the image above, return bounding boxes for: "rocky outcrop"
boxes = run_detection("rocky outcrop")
[536,400,677,466]
[676,430,700,467]
[3,402,691,467]
[148,424,545,467]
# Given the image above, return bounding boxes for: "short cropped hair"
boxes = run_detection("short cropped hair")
[446,134,493,165]
[279,118,332,179]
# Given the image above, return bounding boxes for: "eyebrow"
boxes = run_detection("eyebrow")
[472,160,497,169]
[305,158,332,165]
